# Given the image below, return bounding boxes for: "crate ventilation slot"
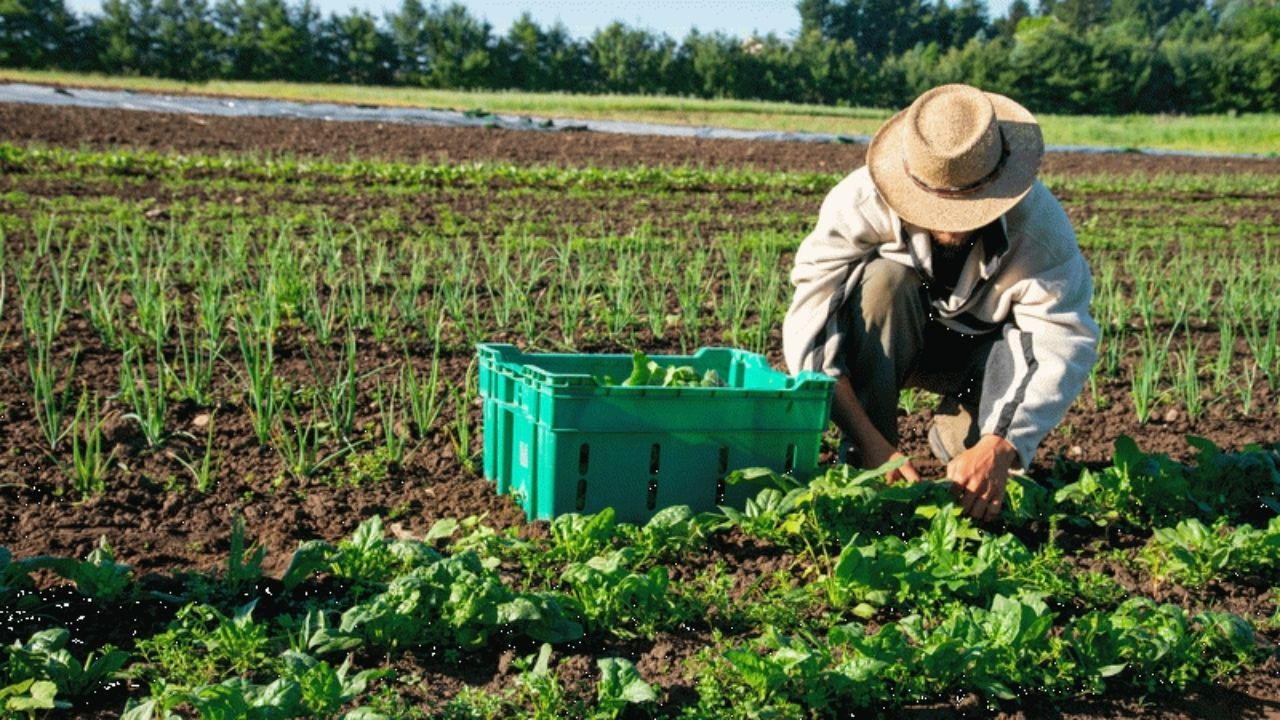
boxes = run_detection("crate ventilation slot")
[647,443,661,510]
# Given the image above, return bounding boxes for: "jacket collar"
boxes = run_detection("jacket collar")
[898,216,1009,279]
[979,216,1009,278]
[897,216,1011,313]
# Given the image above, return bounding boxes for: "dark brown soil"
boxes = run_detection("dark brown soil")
[0,100,1278,719]
[4,101,1280,175]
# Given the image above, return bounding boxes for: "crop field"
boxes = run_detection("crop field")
[0,101,1279,718]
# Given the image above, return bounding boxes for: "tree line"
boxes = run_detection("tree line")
[2,0,1277,114]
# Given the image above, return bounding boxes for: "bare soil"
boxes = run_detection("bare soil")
[4,101,1280,175]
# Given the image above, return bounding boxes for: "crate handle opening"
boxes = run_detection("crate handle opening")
[715,446,729,504]
[579,443,590,474]
[576,477,587,511]
[647,443,661,510]
[784,444,797,474]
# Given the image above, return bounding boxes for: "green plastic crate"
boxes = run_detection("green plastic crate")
[478,343,835,524]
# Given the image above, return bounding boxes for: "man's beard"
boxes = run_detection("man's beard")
[932,237,975,263]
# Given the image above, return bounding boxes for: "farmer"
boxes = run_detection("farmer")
[782,83,1098,522]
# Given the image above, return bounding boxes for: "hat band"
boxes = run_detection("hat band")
[902,127,1010,199]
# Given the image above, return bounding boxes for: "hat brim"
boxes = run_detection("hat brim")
[867,92,1045,233]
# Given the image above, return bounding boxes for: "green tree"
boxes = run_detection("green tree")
[1083,19,1169,112]
[0,0,81,68]
[540,21,588,91]
[153,0,219,80]
[789,30,865,104]
[1207,3,1280,112]
[419,2,494,88]
[796,0,935,60]
[588,21,679,94]
[683,30,742,98]
[737,34,800,101]
[497,14,589,92]
[317,8,392,84]
[496,12,540,89]
[798,0,834,36]
[96,0,164,73]
[386,0,429,82]
[994,0,1033,37]
[387,1,494,88]
[1110,0,1205,33]
[1006,15,1095,111]
[1003,14,1179,112]
[1217,0,1280,40]
[884,41,946,102]
[1165,3,1218,41]
[5,0,1269,114]
[1048,0,1113,30]
[931,0,992,50]
[212,0,321,81]
[1152,2,1278,112]
[919,35,1016,97]
[1160,33,1221,109]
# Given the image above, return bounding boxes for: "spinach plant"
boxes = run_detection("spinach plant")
[595,657,657,719]
[1140,516,1279,588]
[1,679,67,715]
[561,549,677,639]
[4,628,128,700]
[339,551,582,651]
[23,536,133,602]
[282,515,441,596]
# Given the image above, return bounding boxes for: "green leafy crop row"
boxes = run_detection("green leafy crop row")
[3,436,1276,717]
[0,143,837,195]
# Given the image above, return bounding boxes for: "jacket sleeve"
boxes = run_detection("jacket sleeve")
[782,169,892,376]
[976,249,1099,468]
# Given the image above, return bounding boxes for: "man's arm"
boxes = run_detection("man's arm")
[979,251,1099,468]
[953,251,1098,521]
[832,376,920,483]
[783,169,893,377]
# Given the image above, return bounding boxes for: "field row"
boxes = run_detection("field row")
[4,441,1279,717]
[2,146,1278,490]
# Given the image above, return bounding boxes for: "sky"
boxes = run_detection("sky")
[65,0,1020,39]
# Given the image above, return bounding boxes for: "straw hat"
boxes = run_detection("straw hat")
[867,84,1045,233]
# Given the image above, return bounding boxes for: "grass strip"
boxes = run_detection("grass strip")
[3,69,1279,156]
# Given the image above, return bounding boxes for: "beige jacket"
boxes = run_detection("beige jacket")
[782,166,1099,467]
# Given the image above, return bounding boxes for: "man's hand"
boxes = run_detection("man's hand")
[946,434,1017,521]
[886,452,921,484]
[830,376,921,483]
[861,442,921,484]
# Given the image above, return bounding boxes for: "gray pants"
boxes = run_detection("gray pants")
[842,258,999,446]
